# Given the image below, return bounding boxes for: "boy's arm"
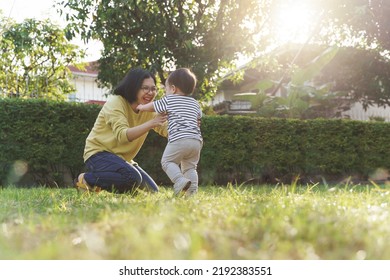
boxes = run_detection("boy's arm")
[136,102,155,112]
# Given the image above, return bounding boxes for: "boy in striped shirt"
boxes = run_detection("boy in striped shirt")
[137,68,203,196]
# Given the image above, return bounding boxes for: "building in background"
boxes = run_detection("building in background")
[212,68,390,122]
[68,61,108,104]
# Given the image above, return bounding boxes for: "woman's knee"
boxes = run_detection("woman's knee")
[118,166,143,187]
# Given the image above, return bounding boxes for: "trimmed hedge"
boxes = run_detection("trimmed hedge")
[0,98,98,186]
[135,115,390,184]
[1,98,390,187]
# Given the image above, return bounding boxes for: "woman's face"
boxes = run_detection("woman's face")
[136,77,157,104]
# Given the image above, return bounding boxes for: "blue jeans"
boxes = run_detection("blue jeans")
[83,151,159,193]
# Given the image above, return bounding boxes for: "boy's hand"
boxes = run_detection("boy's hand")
[136,104,144,112]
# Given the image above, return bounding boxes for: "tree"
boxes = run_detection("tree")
[57,0,267,99]
[0,16,85,100]
[316,47,390,109]
[233,46,345,119]
[56,0,390,104]
[230,0,390,116]
[319,0,390,51]
[266,0,390,52]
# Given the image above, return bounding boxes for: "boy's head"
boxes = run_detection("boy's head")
[166,68,197,96]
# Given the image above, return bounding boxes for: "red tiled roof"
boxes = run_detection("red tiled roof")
[68,61,99,75]
[85,100,106,105]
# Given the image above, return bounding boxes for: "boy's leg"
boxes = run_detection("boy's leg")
[181,139,203,195]
[161,142,185,182]
[161,141,191,194]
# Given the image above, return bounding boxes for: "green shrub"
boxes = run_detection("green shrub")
[141,115,390,185]
[1,98,390,187]
[0,98,99,186]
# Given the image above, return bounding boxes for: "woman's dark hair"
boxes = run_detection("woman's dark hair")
[113,68,156,103]
[167,68,197,95]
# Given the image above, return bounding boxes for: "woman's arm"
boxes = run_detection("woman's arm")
[126,113,167,141]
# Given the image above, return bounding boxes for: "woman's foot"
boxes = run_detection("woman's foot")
[74,173,101,193]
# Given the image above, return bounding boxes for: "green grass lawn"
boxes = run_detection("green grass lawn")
[0,183,389,260]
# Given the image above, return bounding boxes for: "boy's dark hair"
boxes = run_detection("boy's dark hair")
[167,68,197,95]
[113,68,156,103]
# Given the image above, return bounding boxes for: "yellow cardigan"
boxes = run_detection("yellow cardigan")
[83,95,167,163]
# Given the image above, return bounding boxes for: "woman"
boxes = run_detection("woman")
[74,68,168,193]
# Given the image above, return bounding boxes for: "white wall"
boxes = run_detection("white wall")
[68,73,109,103]
[210,91,228,106]
[343,103,390,122]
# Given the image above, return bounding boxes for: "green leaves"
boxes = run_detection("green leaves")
[0,99,99,186]
[291,46,339,86]
[1,100,390,186]
[232,46,342,119]
[0,17,85,99]
[57,0,264,98]
[140,115,390,185]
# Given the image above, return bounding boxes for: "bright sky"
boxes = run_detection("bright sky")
[0,0,102,61]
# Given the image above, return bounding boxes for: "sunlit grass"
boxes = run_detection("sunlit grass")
[0,183,389,260]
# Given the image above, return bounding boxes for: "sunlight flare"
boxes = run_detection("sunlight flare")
[270,1,319,44]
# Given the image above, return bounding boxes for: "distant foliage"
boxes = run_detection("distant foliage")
[0,17,85,99]
[57,0,265,99]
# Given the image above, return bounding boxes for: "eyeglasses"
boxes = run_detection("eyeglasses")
[141,86,157,94]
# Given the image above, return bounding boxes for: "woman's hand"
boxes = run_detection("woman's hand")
[152,113,168,127]
[126,113,167,142]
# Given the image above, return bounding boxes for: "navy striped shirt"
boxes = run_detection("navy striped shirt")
[153,94,202,143]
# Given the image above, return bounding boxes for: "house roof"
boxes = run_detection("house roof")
[85,99,106,105]
[68,61,99,76]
